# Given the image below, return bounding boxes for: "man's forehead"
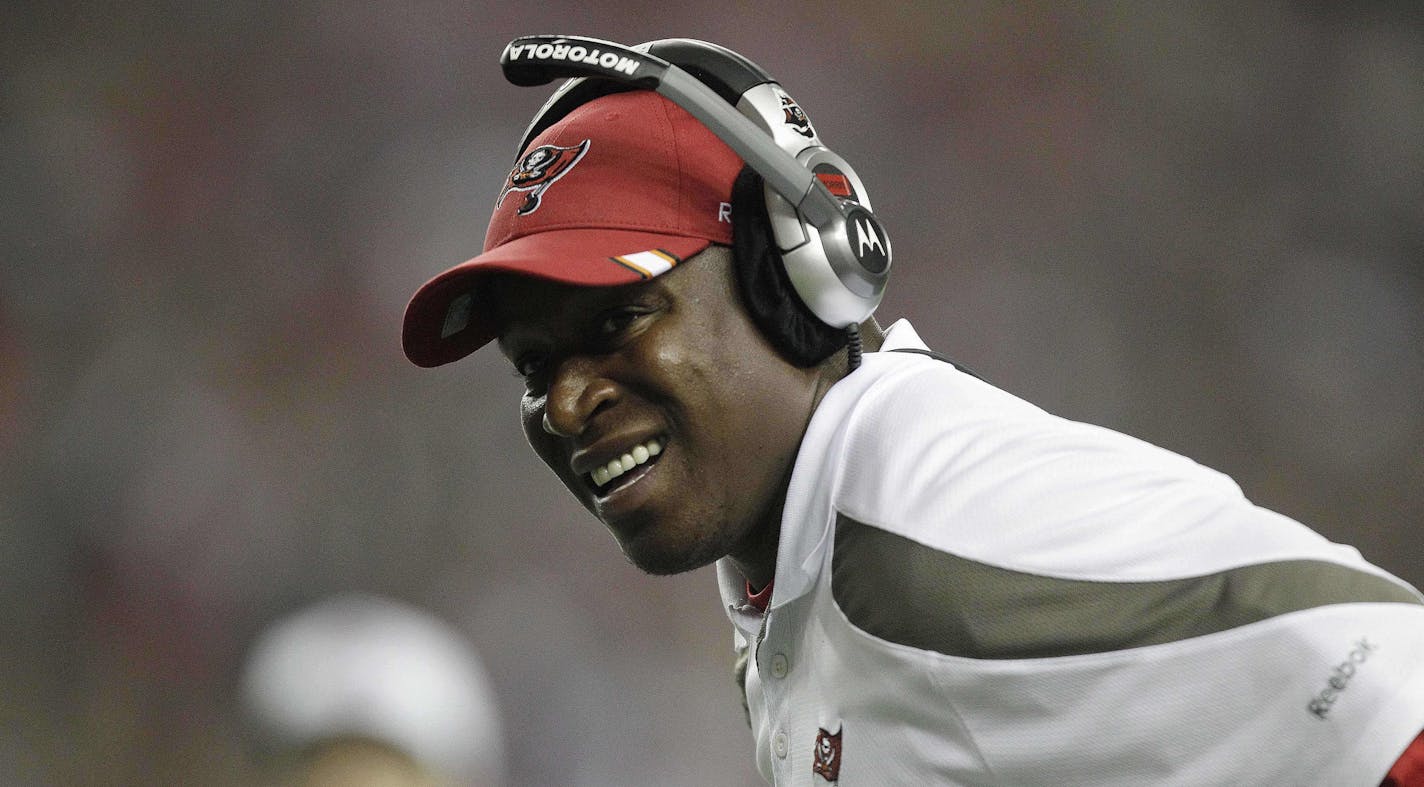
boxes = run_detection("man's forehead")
[485,270,584,306]
[489,273,650,343]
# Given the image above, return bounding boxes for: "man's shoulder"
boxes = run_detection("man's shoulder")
[837,340,1038,438]
[826,347,1053,514]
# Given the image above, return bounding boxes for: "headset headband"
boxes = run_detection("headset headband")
[501,34,890,324]
[502,36,846,233]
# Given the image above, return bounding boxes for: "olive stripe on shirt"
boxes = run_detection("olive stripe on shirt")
[831,514,1424,660]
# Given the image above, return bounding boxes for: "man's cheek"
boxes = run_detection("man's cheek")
[521,433,568,485]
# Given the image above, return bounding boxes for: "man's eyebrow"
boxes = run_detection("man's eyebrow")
[481,280,543,350]
[472,280,503,315]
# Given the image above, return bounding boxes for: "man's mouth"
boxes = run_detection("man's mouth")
[589,436,665,492]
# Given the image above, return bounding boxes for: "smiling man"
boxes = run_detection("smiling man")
[402,39,1424,786]
[488,248,834,584]
[400,87,831,590]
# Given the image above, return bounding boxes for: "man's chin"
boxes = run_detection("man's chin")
[618,531,730,576]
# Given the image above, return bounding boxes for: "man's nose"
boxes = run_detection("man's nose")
[542,355,618,438]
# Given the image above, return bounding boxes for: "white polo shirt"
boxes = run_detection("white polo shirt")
[716,319,1424,786]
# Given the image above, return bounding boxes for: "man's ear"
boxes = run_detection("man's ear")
[730,166,848,367]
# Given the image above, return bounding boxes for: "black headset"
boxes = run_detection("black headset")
[500,34,891,331]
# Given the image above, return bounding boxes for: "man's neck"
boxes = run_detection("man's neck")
[729,517,780,590]
[727,317,888,591]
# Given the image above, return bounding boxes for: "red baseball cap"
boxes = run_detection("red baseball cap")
[402,90,743,367]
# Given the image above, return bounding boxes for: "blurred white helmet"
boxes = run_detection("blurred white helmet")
[240,594,504,786]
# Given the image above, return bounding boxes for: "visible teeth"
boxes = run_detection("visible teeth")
[591,438,664,489]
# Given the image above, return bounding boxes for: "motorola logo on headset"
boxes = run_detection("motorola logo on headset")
[500,34,891,329]
[505,40,642,77]
[849,209,888,274]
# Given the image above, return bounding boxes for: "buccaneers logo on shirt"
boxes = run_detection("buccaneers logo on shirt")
[496,140,590,215]
[812,725,842,782]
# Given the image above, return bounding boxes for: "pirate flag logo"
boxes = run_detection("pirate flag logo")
[780,93,815,139]
[496,139,590,215]
[812,725,842,782]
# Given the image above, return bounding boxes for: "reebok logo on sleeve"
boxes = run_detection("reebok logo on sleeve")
[1308,637,1378,720]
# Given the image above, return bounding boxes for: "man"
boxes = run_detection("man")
[402,40,1424,785]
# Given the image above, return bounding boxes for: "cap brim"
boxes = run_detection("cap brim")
[402,228,714,368]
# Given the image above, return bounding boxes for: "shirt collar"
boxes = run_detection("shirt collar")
[877,318,929,352]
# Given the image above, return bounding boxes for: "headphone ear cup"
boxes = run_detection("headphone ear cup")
[731,166,848,367]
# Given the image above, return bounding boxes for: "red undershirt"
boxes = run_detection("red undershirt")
[745,580,773,613]
[1385,730,1424,786]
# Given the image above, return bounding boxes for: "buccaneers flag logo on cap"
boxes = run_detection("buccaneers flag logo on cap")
[496,140,590,215]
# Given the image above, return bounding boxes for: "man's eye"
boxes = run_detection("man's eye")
[512,355,545,379]
[597,309,644,337]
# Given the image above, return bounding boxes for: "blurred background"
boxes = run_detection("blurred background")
[3,2,1421,784]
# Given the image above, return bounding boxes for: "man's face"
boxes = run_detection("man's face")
[492,246,823,575]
